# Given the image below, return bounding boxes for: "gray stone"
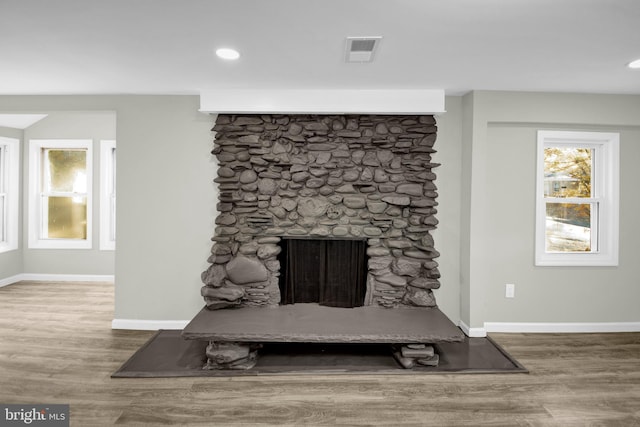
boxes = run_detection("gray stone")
[343,196,366,209]
[288,122,303,135]
[416,354,440,367]
[215,214,237,226]
[423,216,439,226]
[297,197,328,218]
[309,168,329,177]
[205,342,258,369]
[409,278,440,289]
[238,134,260,144]
[217,226,239,236]
[287,228,308,235]
[377,150,394,164]
[328,195,344,204]
[306,178,326,188]
[201,284,245,301]
[367,246,390,257]
[363,226,383,236]
[376,273,407,287]
[401,345,435,359]
[336,184,356,193]
[368,255,393,270]
[374,169,389,183]
[268,206,287,219]
[225,256,269,285]
[366,201,387,214]
[362,152,380,166]
[218,167,235,178]
[351,150,365,164]
[307,143,337,151]
[257,244,282,259]
[392,257,422,277]
[233,117,264,126]
[316,152,331,164]
[258,178,278,195]
[342,170,360,182]
[319,186,334,196]
[257,236,281,244]
[396,183,424,197]
[381,195,411,206]
[403,249,430,259]
[378,183,397,193]
[310,227,330,237]
[292,171,310,182]
[332,226,349,236]
[272,141,290,155]
[201,264,226,287]
[360,167,373,181]
[281,199,297,211]
[387,238,413,249]
[403,287,436,307]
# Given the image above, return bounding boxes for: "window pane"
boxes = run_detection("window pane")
[544,147,592,197]
[44,149,87,193]
[0,195,5,242]
[45,196,87,239]
[545,203,591,252]
[0,148,4,191]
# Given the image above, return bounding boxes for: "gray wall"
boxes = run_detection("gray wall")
[462,91,640,328]
[0,96,215,322]
[431,97,462,323]
[23,112,116,275]
[2,92,637,330]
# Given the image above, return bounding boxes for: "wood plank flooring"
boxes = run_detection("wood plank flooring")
[1,280,639,426]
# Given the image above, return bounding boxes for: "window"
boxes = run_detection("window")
[0,137,20,253]
[100,140,116,250]
[29,139,93,249]
[536,131,619,266]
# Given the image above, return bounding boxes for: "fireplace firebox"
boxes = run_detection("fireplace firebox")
[278,238,368,308]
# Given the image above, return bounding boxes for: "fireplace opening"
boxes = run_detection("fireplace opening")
[277,238,368,308]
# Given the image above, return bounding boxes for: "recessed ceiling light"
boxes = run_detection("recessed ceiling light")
[216,48,240,60]
[628,59,640,69]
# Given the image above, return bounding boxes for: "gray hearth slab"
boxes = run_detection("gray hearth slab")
[182,304,464,343]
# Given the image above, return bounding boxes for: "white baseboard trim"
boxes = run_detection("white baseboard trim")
[0,274,23,288]
[112,319,190,331]
[1,273,114,288]
[484,322,640,334]
[18,273,114,283]
[458,320,487,337]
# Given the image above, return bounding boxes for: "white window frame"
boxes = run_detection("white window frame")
[28,139,93,249]
[535,130,619,266]
[0,137,20,253]
[100,140,116,250]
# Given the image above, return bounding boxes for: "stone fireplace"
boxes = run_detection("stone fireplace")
[201,114,441,310]
[184,113,463,370]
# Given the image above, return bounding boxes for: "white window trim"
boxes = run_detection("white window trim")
[28,139,93,249]
[100,140,116,250]
[535,130,619,266]
[0,137,20,253]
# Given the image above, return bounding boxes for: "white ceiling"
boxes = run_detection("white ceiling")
[1,0,639,96]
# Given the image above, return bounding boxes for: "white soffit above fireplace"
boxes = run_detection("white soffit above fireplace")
[199,89,445,115]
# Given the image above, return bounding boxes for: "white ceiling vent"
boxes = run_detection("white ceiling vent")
[345,37,382,63]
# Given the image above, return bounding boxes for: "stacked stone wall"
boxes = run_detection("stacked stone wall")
[201,114,441,309]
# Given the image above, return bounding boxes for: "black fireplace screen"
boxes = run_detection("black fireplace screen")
[278,238,368,308]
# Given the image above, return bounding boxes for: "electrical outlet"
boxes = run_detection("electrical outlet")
[505,283,515,298]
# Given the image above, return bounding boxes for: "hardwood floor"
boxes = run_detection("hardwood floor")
[0,281,639,426]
